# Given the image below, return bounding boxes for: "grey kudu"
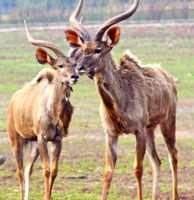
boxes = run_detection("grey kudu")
[65,0,179,200]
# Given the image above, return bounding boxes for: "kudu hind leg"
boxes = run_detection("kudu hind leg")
[24,141,39,200]
[11,134,25,200]
[146,127,161,200]
[101,132,118,200]
[160,117,179,200]
[134,130,146,200]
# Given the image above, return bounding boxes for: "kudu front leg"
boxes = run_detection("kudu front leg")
[37,134,50,200]
[24,141,39,200]
[101,132,118,200]
[134,130,146,200]
[49,139,62,198]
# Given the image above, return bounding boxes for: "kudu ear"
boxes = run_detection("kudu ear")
[35,48,55,66]
[65,29,84,48]
[106,26,121,49]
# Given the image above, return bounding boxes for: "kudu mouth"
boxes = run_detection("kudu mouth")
[77,65,87,75]
[77,64,96,80]
[61,75,79,85]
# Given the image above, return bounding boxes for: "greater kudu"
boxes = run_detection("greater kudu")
[7,21,79,200]
[65,0,179,200]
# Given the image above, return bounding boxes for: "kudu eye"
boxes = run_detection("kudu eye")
[94,48,102,54]
[58,65,63,68]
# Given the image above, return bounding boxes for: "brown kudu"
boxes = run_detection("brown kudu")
[7,21,79,200]
[65,0,179,200]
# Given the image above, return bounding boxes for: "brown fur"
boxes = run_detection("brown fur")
[97,81,125,134]
[94,50,177,135]
[8,68,74,140]
[7,55,77,200]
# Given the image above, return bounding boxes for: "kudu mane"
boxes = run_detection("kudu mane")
[28,68,55,85]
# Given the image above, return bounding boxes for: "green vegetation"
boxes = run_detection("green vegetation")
[0,24,194,199]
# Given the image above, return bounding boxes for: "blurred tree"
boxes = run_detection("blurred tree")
[120,0,129,3]
[0,2,1,22]
[0,0,193,24]
[46,0,52,12]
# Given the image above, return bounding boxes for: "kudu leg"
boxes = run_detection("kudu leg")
[49,140,62,198]
[11,135,25,200]
[37,134,50,200]
[101,132,118,200]
[160,117,179,200]
[146,128,161,200]
[24,141,39,200]
[134,131,146,200]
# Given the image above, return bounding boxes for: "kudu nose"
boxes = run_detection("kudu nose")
[71,75,79,79]
[70,75,79,83]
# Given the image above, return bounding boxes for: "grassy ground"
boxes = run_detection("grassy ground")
[0,23,194,199]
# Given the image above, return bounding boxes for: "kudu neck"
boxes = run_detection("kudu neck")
[94,52,123,103]
[94,52,117,79]
[50,72,69,118]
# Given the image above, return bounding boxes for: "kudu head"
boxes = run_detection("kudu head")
[65,0,139,78]
[24,20,79,85]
